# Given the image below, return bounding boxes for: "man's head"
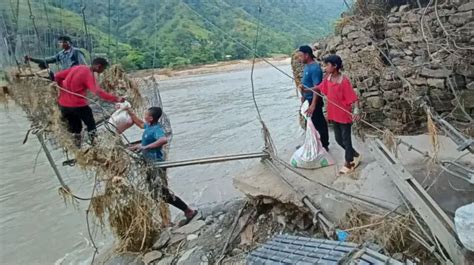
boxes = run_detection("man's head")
[91,57,109,73]
[58,36,72,50]
[144,107,163,125]
[297,45,315,64]
[323,55,343,74]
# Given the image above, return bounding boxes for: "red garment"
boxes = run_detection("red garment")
[55,65,119,107]
[319,74,358,124]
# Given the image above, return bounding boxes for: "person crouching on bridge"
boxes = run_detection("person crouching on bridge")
[54,58,125,147]
[315,55,362,174]
[127,106,198,226]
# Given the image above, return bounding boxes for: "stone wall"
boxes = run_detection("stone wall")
[315,0,474,134]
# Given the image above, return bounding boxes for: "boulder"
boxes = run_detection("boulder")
[174,220,206,235]
[459,2,474,12]
[342,25,358,35]
[449,11,473,26]
[407,77,427,86]
[455,64,474,78]
[366,96,385,109]
[458,90,474,108]
[347,31,365,40]
[401,34,423,43]
[177,247,202,265]
[156,256,175,265]
[383,91,399,101]
[326,36,342,52]
[467,81,474,90]
[388,16,401,23]
[399,4,411,13]
[427,78,445,89]
[421,67,453,78]
[451,75,467,89]
[143,251,163,265]
[152,230,171,250]
[363,91,381,97]
[389,49,405,58]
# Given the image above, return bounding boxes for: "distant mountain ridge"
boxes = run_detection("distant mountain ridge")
[1,0,347,69]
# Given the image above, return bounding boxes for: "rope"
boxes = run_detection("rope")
[80,0,93,58]
[107,0,111,58]
[26,0,45,56]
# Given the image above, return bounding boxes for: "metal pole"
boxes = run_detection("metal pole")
[36,133,68,188]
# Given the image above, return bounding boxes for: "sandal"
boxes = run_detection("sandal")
[177,209,198,227]
[353,154,362,168]
[339,165,355,175]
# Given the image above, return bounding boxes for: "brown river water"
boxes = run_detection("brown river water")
[0,64,300,264]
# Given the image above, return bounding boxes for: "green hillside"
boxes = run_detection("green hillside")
[1,0,347,70]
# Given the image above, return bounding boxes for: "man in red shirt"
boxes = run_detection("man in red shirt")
[316,55,362,174]
[55,57,124,147]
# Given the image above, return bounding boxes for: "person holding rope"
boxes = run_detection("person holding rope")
[315,55,362,174]
[54,57,125,147]
[126,107,198,226]
[24,35,86,72]
[297,45,329,151]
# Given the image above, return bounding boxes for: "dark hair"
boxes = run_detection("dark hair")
[58,36,72,43]
[92,57,109,68]
[147,107,163,124]
[324,55,343,70]
[298,45,315,59]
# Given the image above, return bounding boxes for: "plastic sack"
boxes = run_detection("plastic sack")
[108,101,133,134]
[454,202,474,251]
[290,112,334,169]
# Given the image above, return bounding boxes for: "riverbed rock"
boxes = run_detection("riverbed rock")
[366,96,385,109]
[187,234,198,241]
[427,78,445,89]
[174,220,206,235]
[169,233,187,246]
[420,67,453,78]
[467,82,474,90]
[176,247,200,265]
[342,25,358,35]
[459,2,474,12]
[142,251,163,265]
[152,230,171,250]
[104,254,144,265]
[449,11,473,26]
[156,256,175,265]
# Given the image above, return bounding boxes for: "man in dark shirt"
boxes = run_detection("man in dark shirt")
[297,45,329,151]
[25,35,86,71]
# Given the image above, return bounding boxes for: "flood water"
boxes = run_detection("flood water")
[0,64,300,264]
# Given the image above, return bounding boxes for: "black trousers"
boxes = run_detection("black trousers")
[59,105,96,134]
[146,168,189,212]
[309,102,329,149]
[333,122,358,164]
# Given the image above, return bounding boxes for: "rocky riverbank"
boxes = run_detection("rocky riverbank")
[97,197,319,265]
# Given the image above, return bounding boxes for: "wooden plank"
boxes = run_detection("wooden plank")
[153,152,268,168]
[369,139,465,265]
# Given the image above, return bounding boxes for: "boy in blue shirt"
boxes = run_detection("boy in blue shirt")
[297,45,329,151]
[128,107,197,225]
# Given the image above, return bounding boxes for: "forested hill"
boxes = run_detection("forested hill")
[1,0,348,70]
